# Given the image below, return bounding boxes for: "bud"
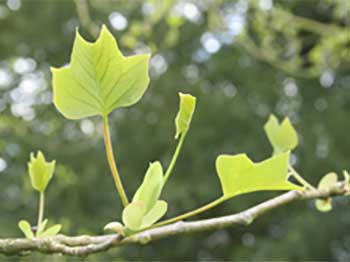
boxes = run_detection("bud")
[28,151,55,192]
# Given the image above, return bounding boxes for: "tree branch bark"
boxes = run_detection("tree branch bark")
[1,182,348,257]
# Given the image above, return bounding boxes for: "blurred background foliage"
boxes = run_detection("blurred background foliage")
[0,0,350,260]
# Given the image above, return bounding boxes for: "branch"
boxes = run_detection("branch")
[1,182,348,257]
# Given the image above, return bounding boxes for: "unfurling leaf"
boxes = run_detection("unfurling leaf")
[36,218,48,237]
[51,25,151,120]
[122,162,168,231]
[28,151,55,192]
[132,162,164,212]
[39,224,62,237]
[264,114,298,155]
[315,172,338,212]
[216,152,302,199]
[175,93,196,139]
[18,220,34,239]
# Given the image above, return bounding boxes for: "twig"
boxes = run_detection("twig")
[0,181,348,256]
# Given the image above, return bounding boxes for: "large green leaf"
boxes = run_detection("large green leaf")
[264,114,298,155]
[51,25,150,119]
[28,151,55,192]
[174,93,196,139]
[132,161,164,213]
[216,152,302,198]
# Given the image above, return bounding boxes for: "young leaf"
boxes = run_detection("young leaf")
[216,152,302,199]
[51,25,150,119]
[18,220,34,239]
[264,115,298,155]
[28,151,55,192]
[36,218,48,237]
[175,93,196,139]
[132,161,164,213]
[141,200,168,228]
[40,224,62,237]
[122,202,146,231]
[315,172,338,212]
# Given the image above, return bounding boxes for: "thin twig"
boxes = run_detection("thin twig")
[1,181,347,256]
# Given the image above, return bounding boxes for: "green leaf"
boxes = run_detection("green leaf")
[175,93,196,139]
[141,200,168,228]
[36,218,48,237]
[51,25,151,119]
[18,220,34,239]
[122,202,146,231]
[28,151,55,192]
[40,224,62,237]
[264,114,298,155]
[132,161,164,213]
[216,152,302,199]
[315,172,338,212]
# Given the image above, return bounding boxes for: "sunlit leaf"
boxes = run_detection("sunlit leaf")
[216,152,302,199]
[51,25,151,120]
[28,151,55,192]
[264,114,298,155]
[40,224,62,237]
[315,172,338,212]
[175,93,196,139]
[132,161,164,213]
[18,220,34,239]
[122,202,146,231]
[141,200,168,228]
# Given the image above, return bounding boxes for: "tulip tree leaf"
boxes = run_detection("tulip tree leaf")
[18,220,34,239]
[315,172,338,212]
[28,151,55,192]
[123,162,168,231]
[175,93,196,139]
[216,152,302,199]
[39,224,62,237]
[132,161,164,213]
[264,115,298,155]
[51,25,151,120]
[141,200,168,228]
[36,219,48,237]
[122,202,146,231]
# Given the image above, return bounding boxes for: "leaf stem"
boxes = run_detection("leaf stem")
[289,165,316,190]
[154,196,226,227]
[102,116,129,207]
[164,130,188,184]
[37,192,44,229]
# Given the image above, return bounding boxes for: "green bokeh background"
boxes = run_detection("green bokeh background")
[0,0,349,260]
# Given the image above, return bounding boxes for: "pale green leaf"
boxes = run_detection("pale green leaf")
[122,202,146,231]
[40,224,62,237]
[132,161,164,213]
[141,200,168,228]
[175,93,196,139]
[28,151,55,192]
[264,114,298,155]
[51,25,151,119]
[36,218,48,237]
[216,152,302,198]
[18,220,34,239]
[315,172,338,212]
